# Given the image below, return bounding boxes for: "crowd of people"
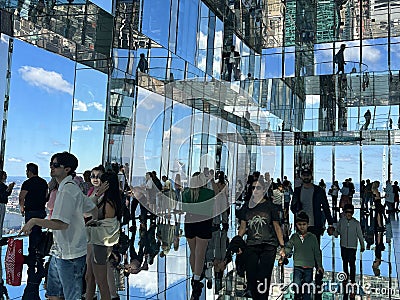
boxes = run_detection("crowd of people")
[0,154,396,300]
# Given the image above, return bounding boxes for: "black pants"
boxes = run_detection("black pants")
[226,62,233,81]
[307,226,324,244]
[131,196,150,222]
[244,243,277,300]
[341,247,356,283]
[23,210,46,300]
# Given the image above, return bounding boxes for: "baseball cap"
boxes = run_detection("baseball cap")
[301,168,312,176]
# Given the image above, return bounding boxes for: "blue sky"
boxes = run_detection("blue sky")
[3,39,106,176]
[1,24,399,185]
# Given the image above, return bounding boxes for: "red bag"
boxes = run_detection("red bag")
[5,238,24,286]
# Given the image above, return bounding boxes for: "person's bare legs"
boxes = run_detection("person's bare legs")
[187,236,209,299]
[187,237,196,272]
[107,260,118,298]
[93,262,111,300]
[85,245,96,300]
[187,237,210,276]
[193,237,209,276]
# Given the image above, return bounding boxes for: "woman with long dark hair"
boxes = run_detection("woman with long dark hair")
[237,179,285,299]
[85,171,122,300]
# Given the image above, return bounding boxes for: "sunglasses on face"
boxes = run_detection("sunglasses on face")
[50,162,62,168]
[345,211,354,214]
[90,174,101,179]
[252,185,263,190]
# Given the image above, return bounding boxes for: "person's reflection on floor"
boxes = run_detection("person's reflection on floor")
[214,229,229,293]
[372,234,383,277]
[130,186,152,226]
[204,226,229,292]
[157,217,176,257]
[126,225,142,275]
[172,213,182,252]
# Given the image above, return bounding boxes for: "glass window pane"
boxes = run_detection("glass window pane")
[132,87,165,176]
[177,0,199,64]
[5,40,74,175]
[362,39,388,73]
[263,48,283,78]
[70,121,105,172]
[213,17,224,79]
[142,0,171,48]
[149,48,168,81]
[73,66,107,121]
[284,46,294,78]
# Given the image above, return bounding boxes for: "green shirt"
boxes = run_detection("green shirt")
[182,187,215,219]
[284,232,322,268]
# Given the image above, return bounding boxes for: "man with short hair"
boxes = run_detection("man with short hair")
[291,168,335,300]
[19,163,48,300]
[291,169,334,242]
[21,152,106,300]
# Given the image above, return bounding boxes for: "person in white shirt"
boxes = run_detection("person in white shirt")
[223,46,240,81]
[21,152,108,300]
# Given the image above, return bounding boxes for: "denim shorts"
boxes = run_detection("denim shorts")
[46,255,86,300]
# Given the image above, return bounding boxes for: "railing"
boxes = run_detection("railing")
[304,60,369,75]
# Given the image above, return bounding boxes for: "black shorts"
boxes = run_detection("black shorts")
[184,219,213,240]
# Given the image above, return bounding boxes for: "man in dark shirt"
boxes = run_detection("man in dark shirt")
[137,53,149,73]
[291,168,334,300]
[291,168,334,242]
[19,163,48,300]
[334,44,346,74]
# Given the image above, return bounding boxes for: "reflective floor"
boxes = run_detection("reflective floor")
[2,198,400,299]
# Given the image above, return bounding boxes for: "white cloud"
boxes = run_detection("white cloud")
[215,30,223,48]
[74,100,105,113]
[74,100,88,111]
[36,151,52,161]
[135,123,149,131]
[336,157,353,162]
[198,31,207,50]
[18,66,74,95]
[197,54,207,73]
[361,47,381,63]
[306,95,320,106]
[87,102,106,112]
[7,157,22,162]
[72,125,93,132]
[52,140,66,147]
[0,35,8,44]
[163,126,185,140]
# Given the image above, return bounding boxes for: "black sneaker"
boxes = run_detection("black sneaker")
[0,237,8,246]
[207,280,212,289]
[191,280,204,300]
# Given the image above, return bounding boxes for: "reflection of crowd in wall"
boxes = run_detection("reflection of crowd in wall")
[0,153,397,299]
